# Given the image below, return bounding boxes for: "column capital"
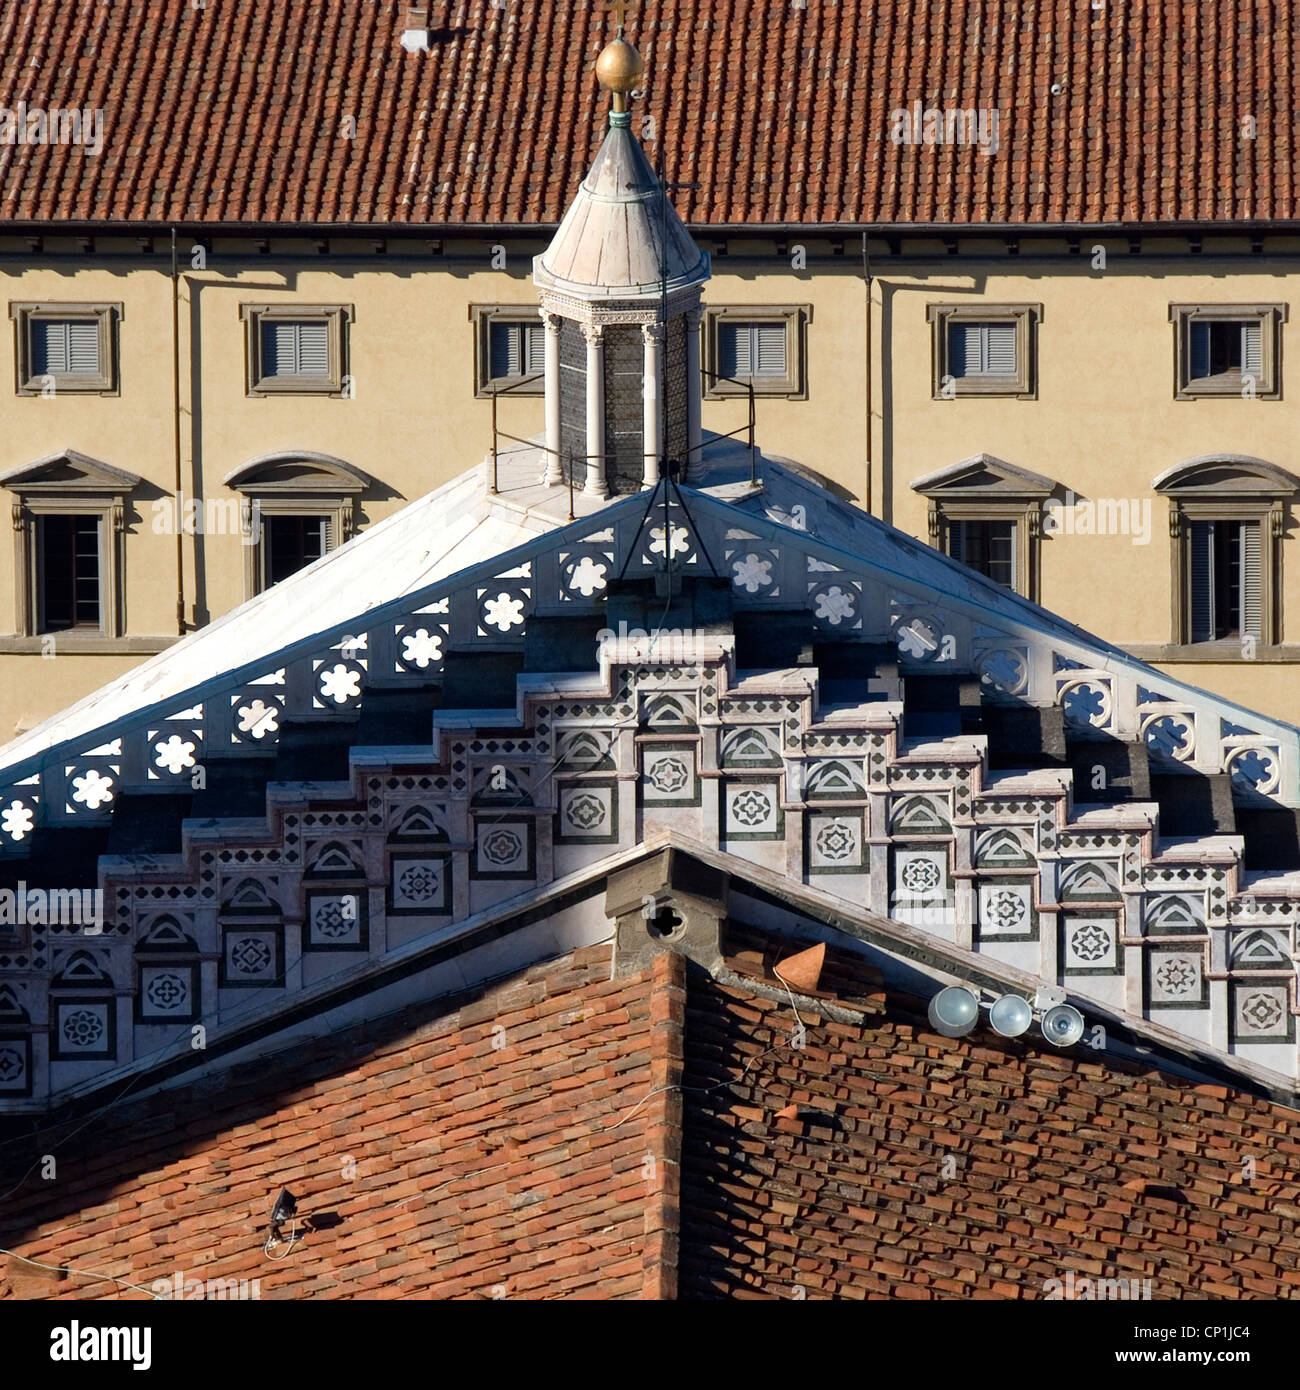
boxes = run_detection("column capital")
[543,310,565,334]
[641,322,666,346]
[685,306,705,331]
[581,322,606,346]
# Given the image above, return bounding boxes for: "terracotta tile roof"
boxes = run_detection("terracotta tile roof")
[5,925,1300,1301]
[0,0,1293,231]
[680,929,1300,1299]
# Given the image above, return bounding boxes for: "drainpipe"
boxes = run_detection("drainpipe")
[171,228,185,635]
[862,230,873,515]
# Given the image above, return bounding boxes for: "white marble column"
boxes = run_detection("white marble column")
[583,322,608,498]
[543,311,563,486]
[642,323,663,489]
[685,306,704,483]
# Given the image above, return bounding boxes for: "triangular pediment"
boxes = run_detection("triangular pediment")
[911,453,1057,498]
[0,449,140,494]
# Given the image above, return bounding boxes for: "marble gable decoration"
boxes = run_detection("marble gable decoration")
[2,463,1300,1109]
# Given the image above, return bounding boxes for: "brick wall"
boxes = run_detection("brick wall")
[0,946,678,1301]
[678,935,1300,1299]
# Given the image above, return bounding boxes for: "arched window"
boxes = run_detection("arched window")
[224,453,372,597]
[1153,456,1298,646]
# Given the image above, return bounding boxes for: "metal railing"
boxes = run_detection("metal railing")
[488,363,759,496]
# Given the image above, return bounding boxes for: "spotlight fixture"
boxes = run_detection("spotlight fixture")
[270,1187,297,1226]
[927,985,980,1038]
[989,993,1033,1038]
[1041,1003,1086,1048]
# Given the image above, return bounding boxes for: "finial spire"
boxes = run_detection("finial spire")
[596,1,644,117]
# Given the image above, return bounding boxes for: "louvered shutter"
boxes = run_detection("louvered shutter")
[33,319,100,376]
[948,322,978,377]
[754,323,787,377]
[32,321,66,376]
[947,520,965,563]
[261,320,295,377]
[984,322,1017,376]
[295,321,329,376]
[67,321,100,374]
[1242,321,1263,379]
[1241,520,1262,637]
[718,322,749,379]
[1189,520,1214,641]
[489,323,515,379]
[524,321,545,375]
[1189,322,1211,380]
[320,516,333,553]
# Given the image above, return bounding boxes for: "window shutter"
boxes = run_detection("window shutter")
[524,321,545,375]
[320,516,333,552]
[1241,520,1262,638]
[948,322,977,377]
[66,321,101,375]
[754,323,787,377]
[947,520,965,563]
[1242,321,1263,378]
[1189,322,1210,379]
[295,321,330,376]
[1189,520,1214,641]
[984,322,1017,376]
[718,323,750,378]
[32,321,65,376]
[261,320,294,377]
[490,323,523,379]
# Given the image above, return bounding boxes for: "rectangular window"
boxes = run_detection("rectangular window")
[37,514,101,632]
[31,319,101,378]
[718,321,788,380]
[1188,320,1262,383]
[488,320,545,381]
[947,519,1017,588]
[1171,304,1283,398]
[1189,520,1261,640]
[241,304,351,395]
[10,302,119,394]
[927,304,1040,398]
[704,306,808,397]
[947,321,1018,379]
[259,320,331,379]
[263,515,329,588]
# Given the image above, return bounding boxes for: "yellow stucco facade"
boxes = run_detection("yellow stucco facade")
[2,230,1299,738]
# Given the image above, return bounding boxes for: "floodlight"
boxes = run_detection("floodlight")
[989,993,1033,1038]
[1041,1003,1086,1047]
[927,985,980,1038]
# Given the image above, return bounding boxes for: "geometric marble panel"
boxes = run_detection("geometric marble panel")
[722,782,783,841]
[807,813,864,873]
[977,881,1037,941]
[136,962,200,1024]
[556,782,619,845]
[220,925,284,988]
[892,848,949,903]
[305,891,367,951]
[387,853,451,915]
[471,819,535,880]
[52,997,115,1060]
[1146,947,1207,1010]
[1060,914,1120,975]
[640,744,700,808]
[0,1034,31,1095]
[1231,981,1294,1044]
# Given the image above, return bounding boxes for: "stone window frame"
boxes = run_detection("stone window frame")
[1168,302,1286,400]
[912,454,1056,602]
[224,452,371,600]
[10,301,120,396]
[240,303,353,397]
[0,450,140,641]
[471,304,546,397]
[926,302,1041,399]
[702,304,810,399]
[1154,456,1296,649]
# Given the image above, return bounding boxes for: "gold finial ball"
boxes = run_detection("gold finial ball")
[596,36,645,95]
